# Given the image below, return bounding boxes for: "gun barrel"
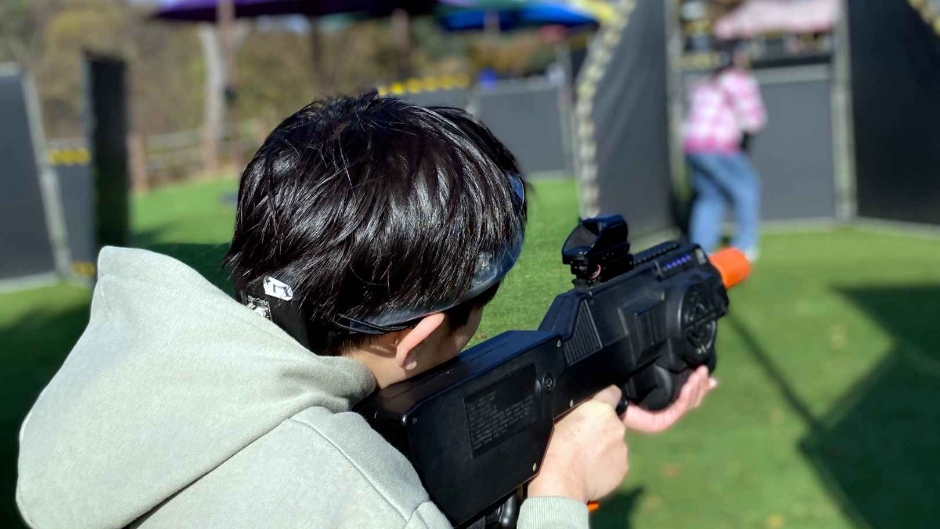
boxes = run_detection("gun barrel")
[709,248,750,289]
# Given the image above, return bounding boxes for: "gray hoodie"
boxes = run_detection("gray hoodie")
[17,247,589,529]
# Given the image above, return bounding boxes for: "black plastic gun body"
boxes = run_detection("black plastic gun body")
[355,215,740,528]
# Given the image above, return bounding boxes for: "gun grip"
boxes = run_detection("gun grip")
[477,487,524,529]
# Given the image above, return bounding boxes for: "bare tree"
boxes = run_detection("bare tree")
[0,0,59,70]
[198,0,248,173]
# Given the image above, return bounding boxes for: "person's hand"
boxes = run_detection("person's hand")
[528,385,628,503]
[622,365,717,433]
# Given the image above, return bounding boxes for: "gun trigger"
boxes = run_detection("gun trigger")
[615,396,629,416]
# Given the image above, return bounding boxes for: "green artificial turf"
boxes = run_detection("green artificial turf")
[2,177,939,528]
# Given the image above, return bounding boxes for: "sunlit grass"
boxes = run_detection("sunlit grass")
[2,177,939,528]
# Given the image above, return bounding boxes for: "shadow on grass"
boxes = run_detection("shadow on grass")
[590,487,644,529]
[802,285,940,528]
[728,284,940,529]
[0,303,91,528]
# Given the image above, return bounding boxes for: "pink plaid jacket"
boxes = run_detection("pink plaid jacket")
[682,68,767,155]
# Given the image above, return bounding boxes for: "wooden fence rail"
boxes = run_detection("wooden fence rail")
[47,119,265,191]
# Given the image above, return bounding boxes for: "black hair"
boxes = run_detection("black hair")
[713,38,746,74]
[224,91,526,354]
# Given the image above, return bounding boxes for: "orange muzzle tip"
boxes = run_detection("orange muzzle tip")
[587,501,600,512]
[708,248,751,289]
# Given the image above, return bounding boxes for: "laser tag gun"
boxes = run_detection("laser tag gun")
[355,215,750,529]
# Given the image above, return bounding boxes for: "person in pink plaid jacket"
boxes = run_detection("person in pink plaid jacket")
[683,40,766,262]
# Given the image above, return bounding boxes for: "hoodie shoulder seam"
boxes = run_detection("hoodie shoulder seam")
[287,417,411,523]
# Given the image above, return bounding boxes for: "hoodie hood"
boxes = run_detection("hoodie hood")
[16,247,376,529]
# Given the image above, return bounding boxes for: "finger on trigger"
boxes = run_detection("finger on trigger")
[593,385,622,408]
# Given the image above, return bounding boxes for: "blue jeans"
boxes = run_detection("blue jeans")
[687,152,760,254]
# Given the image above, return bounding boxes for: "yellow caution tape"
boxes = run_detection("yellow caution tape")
[422,76,440,92]
[375,73,474,97]
[71,261,96,278]
[48,148,91,166]
[405,78,423,93]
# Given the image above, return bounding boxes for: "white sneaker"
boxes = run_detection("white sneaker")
[743,249,760,263]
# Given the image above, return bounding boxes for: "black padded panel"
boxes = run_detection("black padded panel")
[592,0,673,238]
[849,1,940,225]
[749,71,836,220]
[476,84,568,175]
[0,71,57,281]
[85,55,130,248]
[55,162,96,268]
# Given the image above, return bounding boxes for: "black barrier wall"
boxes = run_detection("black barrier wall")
[749,65,837,221]
[398,82,571,177]
[476,82,569,176]
[590,0,673,238]
[0,69,58,282]
[849,1,940,225]
[50,149,96,276]
[85,55,130,249]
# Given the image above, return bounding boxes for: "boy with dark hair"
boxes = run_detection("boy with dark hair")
[224,94,524,362]
[17,93,715,528]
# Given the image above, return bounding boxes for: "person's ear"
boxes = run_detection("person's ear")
[395,313,446,371]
